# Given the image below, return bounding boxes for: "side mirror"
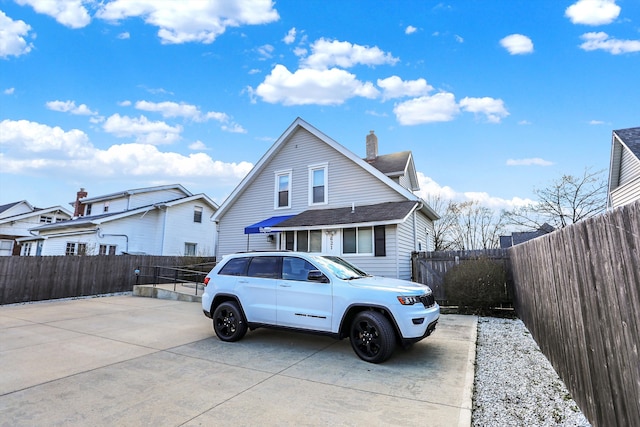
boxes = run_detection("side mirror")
[307,270,329,283]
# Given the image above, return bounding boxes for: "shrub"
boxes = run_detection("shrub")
[443,257,510,314]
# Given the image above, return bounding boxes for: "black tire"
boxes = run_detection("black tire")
[349,311,396,363]
[212,301,247,342]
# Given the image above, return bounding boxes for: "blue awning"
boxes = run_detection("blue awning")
[244,215,295,234]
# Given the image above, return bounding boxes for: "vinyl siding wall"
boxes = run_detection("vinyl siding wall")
[619,148,640,185]
[217,127,407,257]
[611,176,640,208]
[341,224,399,278]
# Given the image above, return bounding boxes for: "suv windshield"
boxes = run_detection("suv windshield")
[314,256,370,280]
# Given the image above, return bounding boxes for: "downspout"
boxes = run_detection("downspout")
[97,228,129,253]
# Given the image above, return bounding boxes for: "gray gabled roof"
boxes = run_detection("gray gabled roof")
[614,127,640,158]
[367,151,411,176]
[0,201,22,214]
[274,201,419,229]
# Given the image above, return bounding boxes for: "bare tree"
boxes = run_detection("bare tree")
[426,194,459,251]
[505,168,607,230]
[450,201,506,250]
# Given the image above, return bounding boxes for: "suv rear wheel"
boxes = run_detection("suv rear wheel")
[213,301,247,342]
[349,311,396,363]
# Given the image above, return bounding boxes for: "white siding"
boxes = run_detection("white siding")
[619,147,640,185]
[218,128,406,257]
[611,176,640,208]
[84,188,188,216]
[162,202,216,256]
[342,224,399,278]
[396,220,416,280]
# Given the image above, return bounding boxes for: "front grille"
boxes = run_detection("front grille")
[419,293,435,308]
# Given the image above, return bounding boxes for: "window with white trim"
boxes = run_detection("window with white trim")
[103,202,109,213]
[308,163,328,205]
[99,244,117,255]
[193,206,203,223]
[65,242,87,256]
[40,215,53,223]
[283,230,322,252]
[343,226,386,256]
[185,242,197,256]
[21,242,32,256]
[275,170,292,209]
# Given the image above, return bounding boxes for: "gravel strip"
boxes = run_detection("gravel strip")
[473,317,592,427]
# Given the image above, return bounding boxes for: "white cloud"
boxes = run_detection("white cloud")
[506,158,554,166]
[4,87,15,95]
[393,92,460,125]
[460,97,509,123]
[117,32,130,40]
[405,26,417,35]
[0,11,34,58]
[0,119,93,157]
[377,76,433,101]
[579,32,640,54]
[302,38,399,69]
[518,120,532,125]
[0,119,252,184]
[415,172,533,210]
[252,64,379,106]
[134,100,244,132]
[118,100,132,107]
[96,0,279,44]
[589,120,606,125]
[500,34,534,55]
[16,0,91,28]
[565,0,620,25]
[102,114,182,145]
[189,140,207,150]
[256,44,274,59]
[46,100,97,115]
[283,27,296,44]
[455,35,464,43]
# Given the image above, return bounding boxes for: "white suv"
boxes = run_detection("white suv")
[201,252,439,363]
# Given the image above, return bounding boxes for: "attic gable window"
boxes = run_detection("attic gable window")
[309,163,328,205]
[275,170,292,209]
[40,215,53,224]
[194,206,203,223]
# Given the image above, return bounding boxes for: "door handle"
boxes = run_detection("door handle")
[279,284,292,287]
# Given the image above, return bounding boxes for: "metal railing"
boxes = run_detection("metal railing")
[134,261,216,296]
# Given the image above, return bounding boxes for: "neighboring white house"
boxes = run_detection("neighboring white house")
[0,201,72,256]
[608,126,640,209]
[213,117,439,280]
[18,184,218,256]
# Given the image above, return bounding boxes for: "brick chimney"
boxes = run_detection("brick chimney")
[366,130,378,161]
[73,188,88,217]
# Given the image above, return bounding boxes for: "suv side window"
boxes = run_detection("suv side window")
[282,256,318,281]
[247,256,281,279]
[219,257,250,276]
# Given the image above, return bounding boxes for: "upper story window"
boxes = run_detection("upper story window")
[194,206,203,223]
[86,204,92,215]
[309,163,328,205]
[103,202,109,213]
[40,215,53,224]
[275,170,292,209]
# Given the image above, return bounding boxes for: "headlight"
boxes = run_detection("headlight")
[397,295,420,305]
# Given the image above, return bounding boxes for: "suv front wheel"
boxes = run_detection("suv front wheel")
[213,301,247,342]
[349,311,396,363]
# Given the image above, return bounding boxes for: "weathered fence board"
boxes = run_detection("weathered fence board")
[411,249,511,304]
[0,255,215,305]
[510,200,640,427]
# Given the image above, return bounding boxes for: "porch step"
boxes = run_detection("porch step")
[133,283,203,303]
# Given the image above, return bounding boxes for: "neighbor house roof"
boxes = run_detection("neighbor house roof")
[366,151,419,191]
[213,117,439,221]
[274,201,419,229]
[69,183,191,205]
[608,126,640,198]
[31,194,217,233]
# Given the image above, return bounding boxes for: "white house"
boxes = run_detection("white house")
[18,184,218,256]
[608,126,640,209]
[0,201,72,256]
[213,118,439,280]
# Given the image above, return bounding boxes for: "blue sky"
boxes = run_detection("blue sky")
[1,0,639,212]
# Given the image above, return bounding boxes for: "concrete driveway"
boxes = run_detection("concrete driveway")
[0,295,477,427]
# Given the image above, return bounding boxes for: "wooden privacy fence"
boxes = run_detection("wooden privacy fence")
[411,249,511,304]
[509,200,640,427]
[0,255,215,305]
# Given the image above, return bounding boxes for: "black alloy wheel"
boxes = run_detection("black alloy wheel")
[349,311,396,363]
[212,301,247,342]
